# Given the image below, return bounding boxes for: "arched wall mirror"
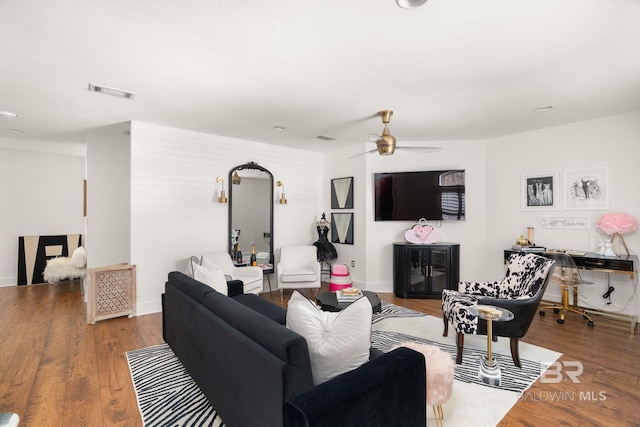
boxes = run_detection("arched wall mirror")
[228,162,274,265]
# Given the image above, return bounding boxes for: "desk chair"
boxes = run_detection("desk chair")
[539,252,595,326]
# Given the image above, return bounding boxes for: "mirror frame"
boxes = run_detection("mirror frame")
[228,162,274,264]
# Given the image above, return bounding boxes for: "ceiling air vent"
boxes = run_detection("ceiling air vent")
[88,83,136,100]
[316,135,336,141]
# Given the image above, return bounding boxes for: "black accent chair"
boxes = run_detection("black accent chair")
[442,252,555,367]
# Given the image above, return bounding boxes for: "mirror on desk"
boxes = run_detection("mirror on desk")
[228,162,274,265]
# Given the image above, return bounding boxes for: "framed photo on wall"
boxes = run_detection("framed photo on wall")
[331,177,354,209]
[331,213,354,245]
[521,172,559,211]
[564,167,609,210]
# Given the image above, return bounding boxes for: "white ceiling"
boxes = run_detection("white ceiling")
[1,0,640,154]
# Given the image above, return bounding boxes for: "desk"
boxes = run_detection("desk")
[504,250,636,278]
[504,250,638,334]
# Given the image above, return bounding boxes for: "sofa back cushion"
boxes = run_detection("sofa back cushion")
[167,271,216,303]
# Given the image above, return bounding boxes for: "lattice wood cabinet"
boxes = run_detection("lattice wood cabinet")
[87,263,136,324]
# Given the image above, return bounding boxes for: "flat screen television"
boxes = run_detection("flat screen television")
[374,170,465,221]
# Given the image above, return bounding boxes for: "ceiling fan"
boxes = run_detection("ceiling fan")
[351,110,441,157]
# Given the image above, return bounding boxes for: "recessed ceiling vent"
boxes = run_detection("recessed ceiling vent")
[316,135,336,141]
[88,83,136,100]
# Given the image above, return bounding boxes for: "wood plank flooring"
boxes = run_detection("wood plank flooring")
[0,281,637,426]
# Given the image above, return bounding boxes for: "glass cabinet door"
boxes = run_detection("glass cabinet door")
[409,248,428,294]
[429,247,449,294]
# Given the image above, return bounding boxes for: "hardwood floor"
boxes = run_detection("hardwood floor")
[0,281,638,426]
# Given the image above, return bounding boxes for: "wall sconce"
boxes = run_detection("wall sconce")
[216,176,227,203]
[231,171,241,185]
[276,180,287,204]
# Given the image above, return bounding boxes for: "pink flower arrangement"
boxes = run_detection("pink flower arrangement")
[596,212,638,235]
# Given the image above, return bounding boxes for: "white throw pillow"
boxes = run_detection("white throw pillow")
[286,291,372,385]
[71,246,86,268]
[193,263,228,295]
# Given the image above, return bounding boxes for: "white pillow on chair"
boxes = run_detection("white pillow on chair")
[71,246,86,268]
[286,291,372,385]
[192,263,228,295]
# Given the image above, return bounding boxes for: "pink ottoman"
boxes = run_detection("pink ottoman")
[393,342,454,427]
[329,263,352,292]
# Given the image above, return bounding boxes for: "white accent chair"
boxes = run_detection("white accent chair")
[277,246,321,303]
[256,251,271,265]
[201,251,263,294]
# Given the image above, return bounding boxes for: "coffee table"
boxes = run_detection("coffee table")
[469,304,514,386]
[316,291,382,313]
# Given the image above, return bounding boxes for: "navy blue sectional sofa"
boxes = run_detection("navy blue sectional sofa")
[162,271,426,427]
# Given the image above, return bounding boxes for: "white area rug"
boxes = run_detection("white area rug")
[372,313,562,427]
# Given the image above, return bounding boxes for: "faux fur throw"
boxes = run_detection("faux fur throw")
[43,256,87,283]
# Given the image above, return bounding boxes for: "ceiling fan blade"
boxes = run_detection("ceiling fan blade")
[396,146,442,153]
[348,148,379,159]
[368,133,381,142]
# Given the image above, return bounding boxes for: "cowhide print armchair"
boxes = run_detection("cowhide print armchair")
[441,252,555,367]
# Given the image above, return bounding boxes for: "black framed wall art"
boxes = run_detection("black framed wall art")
[521,171,559,211]
[331,213,354,245]
[331,177,353,209]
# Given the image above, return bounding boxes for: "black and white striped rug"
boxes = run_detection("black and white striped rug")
[371,329,547,393]
[372,301,426,323]
[126,344,224,427]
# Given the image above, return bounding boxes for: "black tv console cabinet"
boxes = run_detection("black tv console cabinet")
[393,242,460,299]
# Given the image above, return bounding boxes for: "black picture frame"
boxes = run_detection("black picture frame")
[521,171,559,211]
[331,213,354,245]
[331,177,354,209]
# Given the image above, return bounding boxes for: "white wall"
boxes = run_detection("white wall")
[86,124,131,271]
[4,111,638,321]
[0,147,85,285]
[486,111,640,317]
[325,140,488,292]
[130,122,324,314]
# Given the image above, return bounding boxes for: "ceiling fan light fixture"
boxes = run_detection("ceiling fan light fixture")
[377,131,396,155]
[396,0,427,9]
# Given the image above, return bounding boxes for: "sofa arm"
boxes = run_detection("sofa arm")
[227,279,244,297]
[284,347,426,427]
